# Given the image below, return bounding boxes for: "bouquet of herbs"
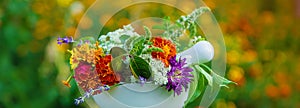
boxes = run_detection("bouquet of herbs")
[58,7,234,107]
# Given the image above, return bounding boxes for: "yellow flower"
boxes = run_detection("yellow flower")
[69,42,103,69]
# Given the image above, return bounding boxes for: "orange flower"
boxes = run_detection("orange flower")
[62,80,71,87]
[151,37,176,67]
[95,54,120,86]
[62,74,73,87]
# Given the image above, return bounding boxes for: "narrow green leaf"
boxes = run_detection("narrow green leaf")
[142,47,164,54]
[185,70,198,105]
[175,21,184,28]
[188,22,197,37]
[199,64,236,87]
[131,36,145,45]
[194,65,213,86]
[161,16,171,32]
[129,55,152,79]
[187,74,205,105]
[212,72,236,88]
[184,69,207,107]
[143,26,152,38]
[130,37,146,56]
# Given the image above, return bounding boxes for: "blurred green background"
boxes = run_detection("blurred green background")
[1,0,299,108]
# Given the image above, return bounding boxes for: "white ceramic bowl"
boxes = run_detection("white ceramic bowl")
[93,84,189,108]
[92,41,214,108]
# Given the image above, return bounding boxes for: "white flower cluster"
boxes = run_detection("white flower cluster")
[98,24,140,51]
[141,54,170,85]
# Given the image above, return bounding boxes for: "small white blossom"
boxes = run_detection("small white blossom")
[141,54,170,85]
[98,24,140,52]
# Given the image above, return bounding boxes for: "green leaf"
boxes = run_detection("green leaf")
[163,16,171,25]
[130,37,146,56]
[110,55,126,73]
[185,74,206,107]
[184,67,208,107]
[110,54,130,72]
[185,70,198,105]
[184,63,234,107]
[110,47,127,58]
[175,21,184,28]
[163,16,171,30]
[131,36,145,45]
[143,26,152,38]
[188,22,197,38]
[129,55,152,79]
[142,47,164,54]
[194,65,213,86]
[212,72,236,88]
[110,55,132,82]
[199,64,236,88]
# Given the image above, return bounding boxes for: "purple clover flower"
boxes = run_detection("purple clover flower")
[57,36,74,45]
[166,56,194,96]
[139,76,146,86]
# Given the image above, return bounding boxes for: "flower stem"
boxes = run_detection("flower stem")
[62,74,73,88]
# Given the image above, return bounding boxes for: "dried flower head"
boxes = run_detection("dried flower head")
[74,62,102,94]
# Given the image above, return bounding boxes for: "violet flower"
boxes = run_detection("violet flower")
[74,97,84,105]
[103,85,110,91]
[139,76,146,86]
[57,36,74,45]
[166,56,193,96]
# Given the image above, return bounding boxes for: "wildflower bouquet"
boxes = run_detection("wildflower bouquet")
[59,7,234,107]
